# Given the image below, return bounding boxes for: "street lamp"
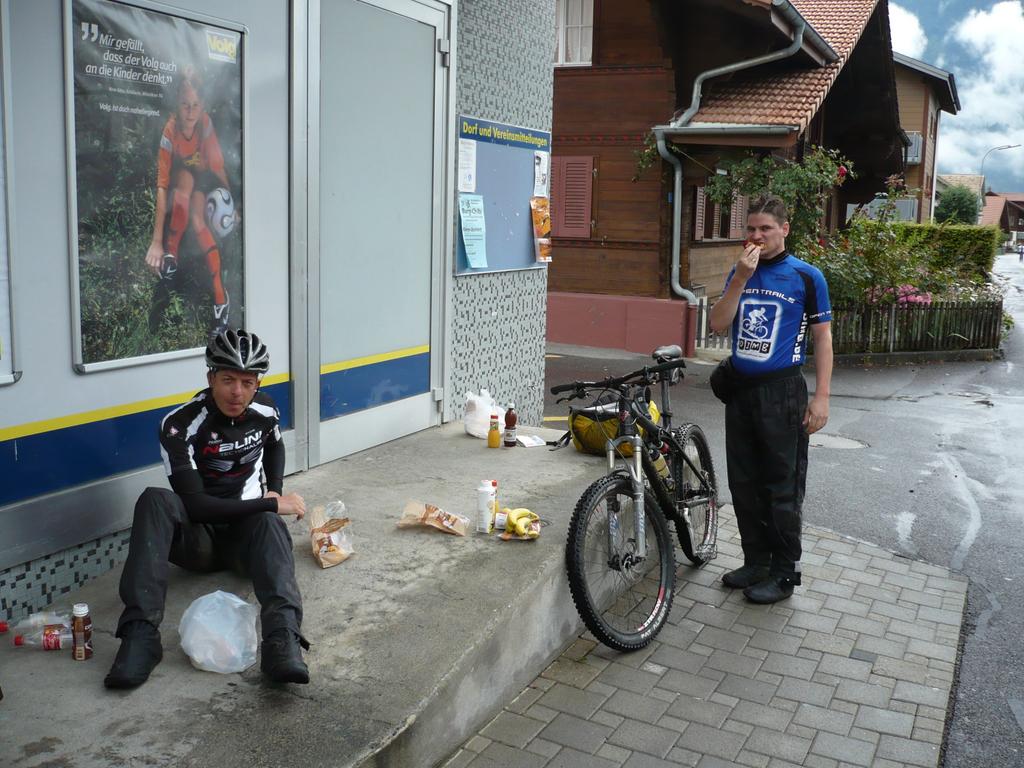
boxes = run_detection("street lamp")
[978,144,1021,221]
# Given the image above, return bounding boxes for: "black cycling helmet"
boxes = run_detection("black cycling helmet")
[205,329,270,374]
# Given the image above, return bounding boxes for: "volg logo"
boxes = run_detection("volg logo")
[206,30,238,63]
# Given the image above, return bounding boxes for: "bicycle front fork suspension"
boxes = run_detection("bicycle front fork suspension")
[606,434,646,556]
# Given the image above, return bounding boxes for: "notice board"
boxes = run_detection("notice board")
[455,115,551,275]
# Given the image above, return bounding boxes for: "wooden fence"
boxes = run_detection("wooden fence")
[827,300,1004,354]
[694,298,1004,354]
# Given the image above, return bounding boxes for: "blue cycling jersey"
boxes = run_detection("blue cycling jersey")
[724,252,831,376]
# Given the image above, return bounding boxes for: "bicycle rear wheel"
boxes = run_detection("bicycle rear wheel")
[566,473,674,652]
[672,423,718,566]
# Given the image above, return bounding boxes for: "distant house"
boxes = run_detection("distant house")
[980,193,1024,243]
[547,0,906,352]
[936,173,985,202]
[891,53,960,223]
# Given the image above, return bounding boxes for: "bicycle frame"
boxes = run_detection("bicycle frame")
[602,376,675,560]
[603,376,715,562]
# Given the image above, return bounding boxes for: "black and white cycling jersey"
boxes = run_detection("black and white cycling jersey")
[158,389,285,523]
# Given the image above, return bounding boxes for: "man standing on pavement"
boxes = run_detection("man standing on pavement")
[105,328,311,688]
[709,195,833,604]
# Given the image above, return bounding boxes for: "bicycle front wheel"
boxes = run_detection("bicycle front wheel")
[566,473,674,652]
[672,423,718,565]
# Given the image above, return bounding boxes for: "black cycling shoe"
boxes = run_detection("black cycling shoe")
[743,576,795,604]
[722,564,771,589]
[104,621,163,689]
[261,629,310,684]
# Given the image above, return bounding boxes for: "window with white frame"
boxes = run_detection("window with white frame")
[555,0,594,67]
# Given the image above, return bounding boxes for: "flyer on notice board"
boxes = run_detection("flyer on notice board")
[459,193,487,268]
[458,138,477,193]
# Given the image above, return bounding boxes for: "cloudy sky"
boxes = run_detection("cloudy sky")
[887,0,1024,192]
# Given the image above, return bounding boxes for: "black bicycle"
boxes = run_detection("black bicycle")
[551,345,719,651]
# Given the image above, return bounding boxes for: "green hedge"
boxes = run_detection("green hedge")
[865,222,1001,278]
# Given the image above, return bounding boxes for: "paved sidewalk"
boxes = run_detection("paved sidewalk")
[446,511,967,768]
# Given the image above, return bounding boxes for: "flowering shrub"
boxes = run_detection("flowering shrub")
[803,179,963,306]
[865,284,932,305]
[703,146,854,254]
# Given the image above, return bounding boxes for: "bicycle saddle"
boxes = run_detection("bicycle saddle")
[652,345,683,362]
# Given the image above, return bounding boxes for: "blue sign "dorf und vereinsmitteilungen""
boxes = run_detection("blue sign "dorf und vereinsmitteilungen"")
[459,116,550,152]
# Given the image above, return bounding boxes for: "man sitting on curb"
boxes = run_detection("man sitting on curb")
[105,329,310,688]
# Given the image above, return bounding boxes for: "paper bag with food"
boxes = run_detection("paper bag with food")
[309,502,354,568]
[397,500,469,537]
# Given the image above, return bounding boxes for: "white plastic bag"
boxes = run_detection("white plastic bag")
[464,389,505,439]
[178,590,258,674]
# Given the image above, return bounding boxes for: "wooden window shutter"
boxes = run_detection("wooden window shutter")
[705,194,717,240]
[551,157,564,232]
[551,155,593,238]
[693,186,705,242]
[729,194,748,239]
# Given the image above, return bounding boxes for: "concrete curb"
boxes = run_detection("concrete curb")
[360,550,582,767]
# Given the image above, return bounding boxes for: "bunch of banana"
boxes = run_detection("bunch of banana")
[502,507,541,539]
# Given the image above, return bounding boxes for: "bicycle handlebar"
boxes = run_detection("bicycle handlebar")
[549,381,582,395]
[549,358,686,398]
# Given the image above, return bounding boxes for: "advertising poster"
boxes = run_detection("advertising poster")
[69,0,244,365]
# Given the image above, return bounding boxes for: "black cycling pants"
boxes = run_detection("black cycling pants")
[116,487,303,638]
[725,374,809,583]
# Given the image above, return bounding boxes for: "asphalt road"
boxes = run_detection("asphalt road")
[542,253,1024,767]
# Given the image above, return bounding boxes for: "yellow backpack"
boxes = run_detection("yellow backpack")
[567,397,661,456]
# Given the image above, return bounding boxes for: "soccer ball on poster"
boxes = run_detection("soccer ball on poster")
[205,187,237,239]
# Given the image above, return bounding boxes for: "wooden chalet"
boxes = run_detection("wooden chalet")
[547,0,906,353]
[981,192,1024,244]
[893,53,960,223]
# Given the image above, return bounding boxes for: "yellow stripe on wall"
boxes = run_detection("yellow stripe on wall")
[0,371,292,442]
[320,344,430,376]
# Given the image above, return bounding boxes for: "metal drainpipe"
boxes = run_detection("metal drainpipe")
[672,0,809,128]
[655,130,696,305]
[659,0,814,302]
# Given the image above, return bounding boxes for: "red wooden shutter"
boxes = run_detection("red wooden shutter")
[550,157,563,233]
[693,186,705,242]
[705,195,717,240]
[551,156,594,238]
[729,193,748,239]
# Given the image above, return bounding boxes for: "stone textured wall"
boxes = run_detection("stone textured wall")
[0,531,131,621]
[449,0,555,425]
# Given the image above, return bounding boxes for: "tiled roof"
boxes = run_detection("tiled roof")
[937,174,985,196]
[690,0,880,131]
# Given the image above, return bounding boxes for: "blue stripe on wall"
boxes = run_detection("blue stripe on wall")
[0,381,292,508]
[320,352,430,421]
